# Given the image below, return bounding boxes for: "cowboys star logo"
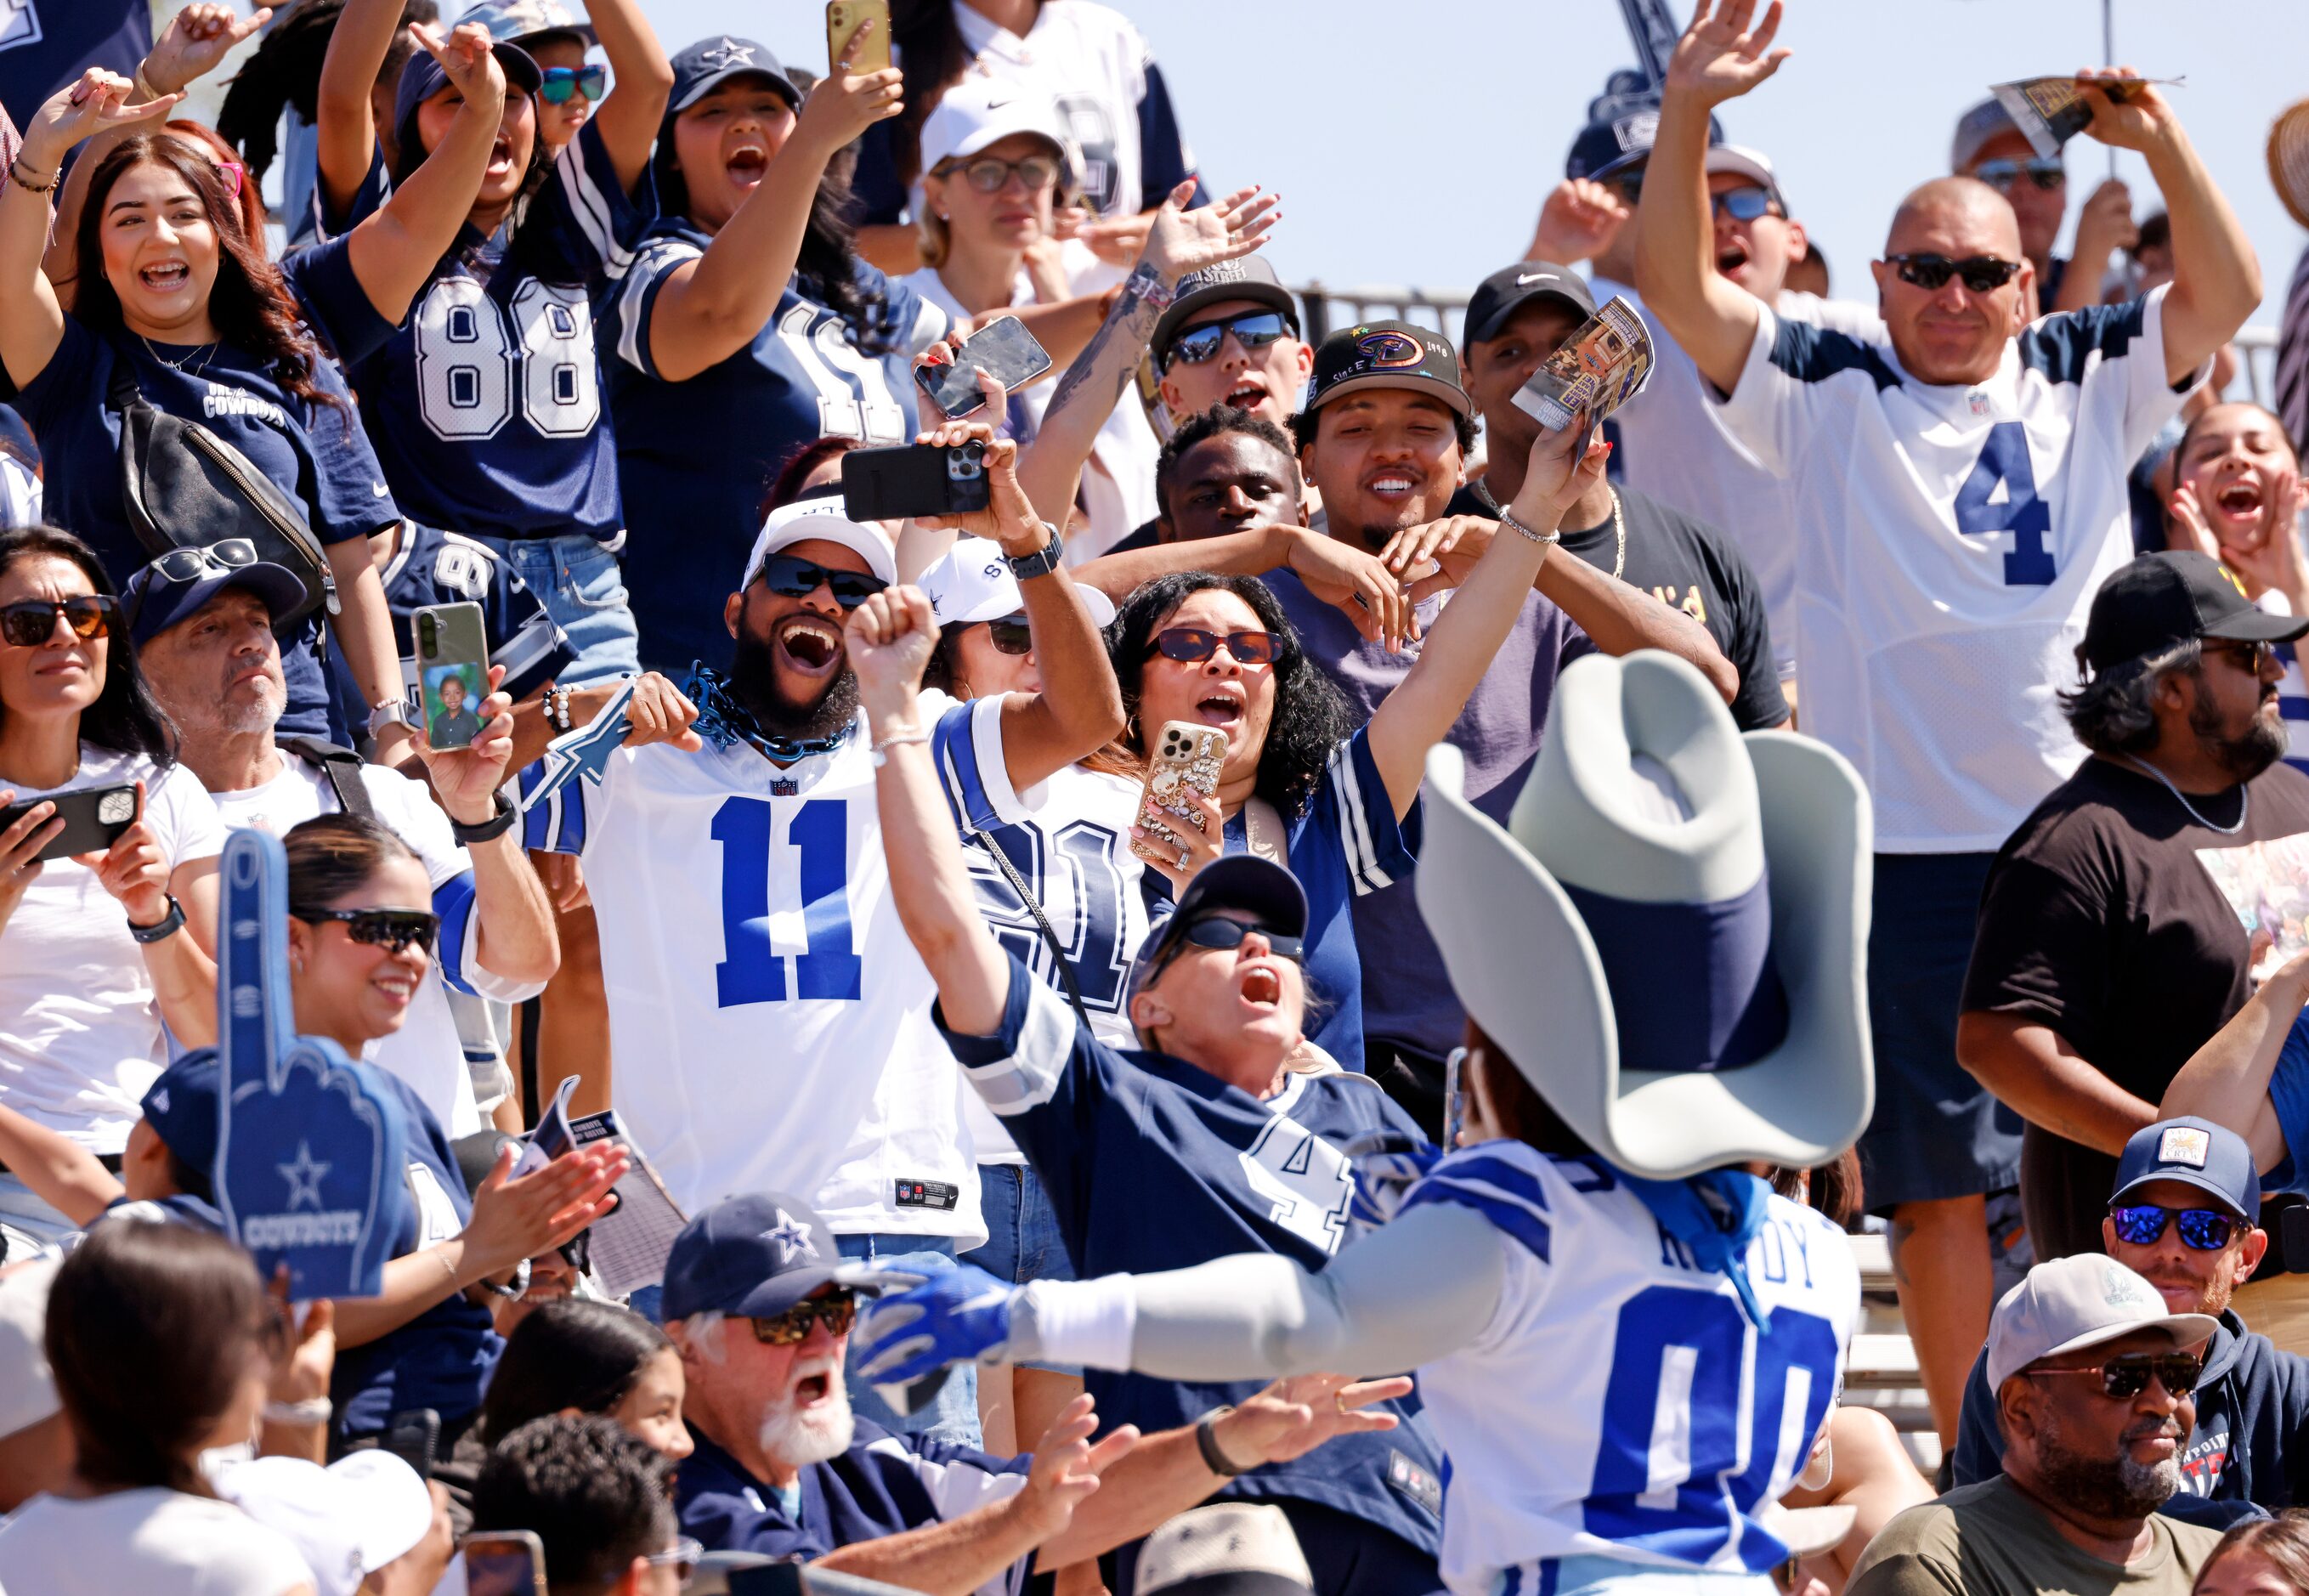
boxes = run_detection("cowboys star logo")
[764,1208,818,1265]
[698,37,755,71]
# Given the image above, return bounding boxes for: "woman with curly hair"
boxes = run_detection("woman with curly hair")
[0,69,407,742]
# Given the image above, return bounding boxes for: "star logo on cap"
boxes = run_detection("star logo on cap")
[279,1142,331,1211]
[699,37,755,71]
[764,1208,818,1265]
[150,1088,170,1114]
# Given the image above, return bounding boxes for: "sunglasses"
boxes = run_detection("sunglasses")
[539,64,608,105]
[1974,156,2067,194]
[2204,639,2276,673]
[288,906,441,955]
[0,595,118,648]
[984,614,1033,655]
[125,538,261,627]
[1163,310,1293,371]
[939,153,1061,194]
[1886,252,2023,293]
[754,553,888,609]
[1709,185,1780,223]
[750,1289,858,1345]
[2109,1203,2250,1251]
[1175,914,1304,961]
[1147,626,1281,666]
[2032,1350,2204,1400]
[640,1537,703,1583]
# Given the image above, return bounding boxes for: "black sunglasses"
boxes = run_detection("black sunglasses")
[2109,1203,2250,1251]
[754,553,888,609]
[1709,186,1779,222]
[939,153,1061,195]
[2033,1350,2204,1400]
[1176,915,1303,961]
[0,595,118,648]
[984,614,1033,655]
[289,906,441,955]
[1148,627,1282,666]
[2204,639,2276,673]
[1974,156,2067,194]
[1886,252,2023,293]
[750,1289,858,1345]
[1163,310,1293,371]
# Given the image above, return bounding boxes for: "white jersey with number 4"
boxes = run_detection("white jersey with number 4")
[519,693,1028,1237]
[1715,285,2203,851]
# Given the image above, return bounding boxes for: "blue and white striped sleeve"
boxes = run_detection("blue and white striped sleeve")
[1316,726,1420,897]
[1712,303,1895,478]
[2017,285,2200,458]
[930,694,1031,833]
[937,956,1088,1122]
[610,236,705,379]
[1397,1148,1555,1263]
[517,760,593,857]
[867,1432,1030,1520]
[524,119,649,285]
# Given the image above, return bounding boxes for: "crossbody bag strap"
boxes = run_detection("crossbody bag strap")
[966,824,1091,1024]
[278,737,376,821]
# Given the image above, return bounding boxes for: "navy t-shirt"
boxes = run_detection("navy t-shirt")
[330,1072,501,1439]
[278,233,398,370]
[937,956,1446,1558]
[599,223,948,670]
[0,315,399,738]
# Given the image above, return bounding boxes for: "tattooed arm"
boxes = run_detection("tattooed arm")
[1016,181,1278,532]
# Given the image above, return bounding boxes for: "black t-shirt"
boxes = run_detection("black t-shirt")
[1108,517,1163,554]
[1447,481,1788,731]
[1963,756,2309,1258]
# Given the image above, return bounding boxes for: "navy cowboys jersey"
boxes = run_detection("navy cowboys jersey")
[381,524,573,705]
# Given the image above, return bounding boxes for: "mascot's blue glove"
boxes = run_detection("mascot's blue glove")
[1345,1129,1443,1234]
[854,1261,1020,1385]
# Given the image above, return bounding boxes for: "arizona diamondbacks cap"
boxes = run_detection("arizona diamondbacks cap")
[1300,321,1469,419]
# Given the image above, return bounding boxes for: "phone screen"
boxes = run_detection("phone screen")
[462,1543,543,1596]
[415,603,490,750]
[915,317,1053,419]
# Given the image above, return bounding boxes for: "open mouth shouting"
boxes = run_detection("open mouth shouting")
[775,614,845,678]
[486,131,518,178]
[1715,241,1751,280]
[139,259,192,295]
[1192,682,1246,731]
[2213,476,2265,524]
[789,1357,839,1407]
[1224,376,1270,411]
[1238,961,1283,1009]
[726,142,770,190]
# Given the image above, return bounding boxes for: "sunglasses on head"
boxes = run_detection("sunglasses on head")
[754,552,888,609]
[539,64,608,104]
[1709,185,1780,223]
[1147,626,1281,666]
[2033,1349,2204,1400]
[0,595,118,648]
[1887,252,2023,293]
[289,906,441,955]
[750,1289,857,1344]
[1163,310,1293,371]
[125,539,261,628]
[1974,156,2067,194]
[2109,1203,2250,1251]
[984,614,1033,655]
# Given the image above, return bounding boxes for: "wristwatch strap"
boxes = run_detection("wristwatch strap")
[128,895,185,944]
[450,792,518,845]
[1195,1406,1247,1475]
[1006,524,1066,581]
[367,699,414,734]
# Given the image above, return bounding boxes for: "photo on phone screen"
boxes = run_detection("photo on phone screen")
[414,602,490,750]
[914,316,1054,420]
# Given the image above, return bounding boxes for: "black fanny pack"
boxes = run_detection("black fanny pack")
[110,361,334,629]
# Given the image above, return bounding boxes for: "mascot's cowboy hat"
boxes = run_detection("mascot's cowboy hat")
[1416,650,1872,1178]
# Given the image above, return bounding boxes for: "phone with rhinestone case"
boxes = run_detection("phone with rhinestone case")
[1132,722,1227,867]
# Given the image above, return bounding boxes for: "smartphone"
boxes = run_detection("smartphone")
[461,1530,546,1596]
[413,602,490,750]
[381,1406,440,1478]
[840,441,992,522]
[1131,722,1226,868]
[914,316,1054,421]
[724,1564,807,1595]
[826,0,891,75]
[0,782,139,864]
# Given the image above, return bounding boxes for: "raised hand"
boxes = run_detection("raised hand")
[1514,413,1611,523]
[1010,1393,1138,1540]
[1221,1372,1412,1466]
[1139,180,1280,285]
[795,21,903,154]
[21,71,181,172]
[2166,481,2224,561]
[141,3,273,97]
[1529,178,1633,266]
[410,663,517,824]
[411,19,507,115]
[845,583,941,717]
[1074,209,1153,269]
[2070,177,2139,263]
[2073,66,2180,153]
[910,414,1044,552]
[1664,0,1791,108]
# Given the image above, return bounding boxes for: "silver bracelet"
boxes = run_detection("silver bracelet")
[871,728,931,767]
[1497,506,1560,548]
[263,1397,332,1428]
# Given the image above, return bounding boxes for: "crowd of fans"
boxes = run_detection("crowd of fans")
[2,0,2309,1590]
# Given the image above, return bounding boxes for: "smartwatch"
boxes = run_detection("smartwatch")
[1006,524,1066,582]
[127,896,185,945]
[450,792,518,845]
[367,699,414,735]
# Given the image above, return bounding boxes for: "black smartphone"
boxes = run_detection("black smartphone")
[914,315,1054,420]
[0,782,139,864]
[381,1406,440,1478]
[461,1530,546,1596]
[840,441,992,522]
[725,1564,806,1595]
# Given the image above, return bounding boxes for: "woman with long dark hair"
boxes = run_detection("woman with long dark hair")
[0,70,407,744]
[0,1219,316,1594]
[479,1298,692,1461]
[0,526,222,1251]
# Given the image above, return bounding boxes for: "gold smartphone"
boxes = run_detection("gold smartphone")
[1132,722,1227,866]
[827,0,892,76]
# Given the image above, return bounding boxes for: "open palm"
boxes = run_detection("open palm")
[1140,180,1281,282]
[1666,0,1791,107]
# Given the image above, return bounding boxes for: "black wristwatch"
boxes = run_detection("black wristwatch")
[1005,523,1065,581]
[127,896,185,945]
[450,792,518,845]
[477,1256,530,1301]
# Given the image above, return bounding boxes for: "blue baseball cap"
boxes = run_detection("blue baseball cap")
[122,547,308,646]
[2111,1117,2261,1225]
[668,36,797,116]
[393,37,545,162]
[1565,101,1726,184]
[661,1192,880,1322]
[139,1051,225,1173]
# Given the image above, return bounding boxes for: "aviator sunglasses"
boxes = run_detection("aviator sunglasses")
[288,907,442,956]
[1147,627,1282,666]
[750,1289,858,1344]
[1886,252,2023,293]
[753,553,889,609]
[2031,1350,2204,1401]
[984,614,1033,655]
[1974,156,2067,194]
[539,65,608,105]
[2108,1203,2250,1251]
[1163,310,1292,371]
[0,595,119,647]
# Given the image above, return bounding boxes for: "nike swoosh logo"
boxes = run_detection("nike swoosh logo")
[1516,273,1553,286]
[372,482,391,497]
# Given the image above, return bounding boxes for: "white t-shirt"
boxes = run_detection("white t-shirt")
[1590,276,1883,679]
[0,750,224,1152]
[0,456,37,529]
[208,753,537,1136]
[0,1488,313,1595]
[1712,285,2203,852]
[520,693,1025,1237]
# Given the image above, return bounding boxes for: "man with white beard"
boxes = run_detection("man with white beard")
[1851,1254,2227,1596]
[665,1193,1410,1591]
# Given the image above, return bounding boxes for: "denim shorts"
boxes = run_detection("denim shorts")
[489,531,640,685]
[962,1163,1079,1376]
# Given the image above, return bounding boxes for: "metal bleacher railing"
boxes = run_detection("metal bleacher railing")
[1291,282,2284,408]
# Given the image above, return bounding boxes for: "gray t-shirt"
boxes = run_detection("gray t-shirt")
[1267,566,1593,1061]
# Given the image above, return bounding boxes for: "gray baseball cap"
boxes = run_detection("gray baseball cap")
[1984,1254,2218,1390]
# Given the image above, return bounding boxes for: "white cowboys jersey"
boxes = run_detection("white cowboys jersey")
[1714,285,2203,850]
[1399,1143,1859,1590]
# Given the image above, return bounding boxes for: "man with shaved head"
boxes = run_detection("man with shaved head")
[1638,0,2261,1461]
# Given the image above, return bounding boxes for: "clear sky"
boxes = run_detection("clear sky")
[474,0,2304,338]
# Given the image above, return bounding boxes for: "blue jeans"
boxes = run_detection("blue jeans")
[962,1164,1078,1375]
[489,532,640,685]
[838,1232,982,1450]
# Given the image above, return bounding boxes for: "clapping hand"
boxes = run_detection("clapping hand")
[1010,1393,1139,1541]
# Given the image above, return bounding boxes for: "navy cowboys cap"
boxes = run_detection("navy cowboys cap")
[122,549,308,647]
[139,1051,228,1174]
[669,36,798,114]
[1301,320,1469,420]
[1565,100,1724,184]
[662,1191,880,1322]
[394,37,544,155]
[1149,256,1301,371]
[1463,261,1597,348]
[2112,1118,2261,1225]
[1125,855,1308,1044]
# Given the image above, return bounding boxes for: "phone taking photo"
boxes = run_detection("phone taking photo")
[840,440,993,522]
[914,317,1054,421]
[413,602,490,750]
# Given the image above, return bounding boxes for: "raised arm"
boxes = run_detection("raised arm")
[0,1101,124,1226]
[409,664,557,986]
[853,586,1013,1035]
[1632,0,1791,394]
[1077,524,1418,654]
[339,23,503,322]
[2065,69,2259,382]
[640,37,901,382]
[315,0,406,218]
[1362,421,1608,818]
[2159,954,2309,1174]
[578,0,675,193]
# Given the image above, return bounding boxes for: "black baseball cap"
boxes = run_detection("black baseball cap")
[661,1191,880,1322]
[1150,257,1300,370]
[668,36,798,115]
[122,549,308,646]
[2111,1117,2260,1225]
[1463,261,1597,347]
[1565,101,1724,184]
[2080,551,2308,675]
[1300,320,1470,420]
[1125,855,1308,1042]
[393,38,544,159]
